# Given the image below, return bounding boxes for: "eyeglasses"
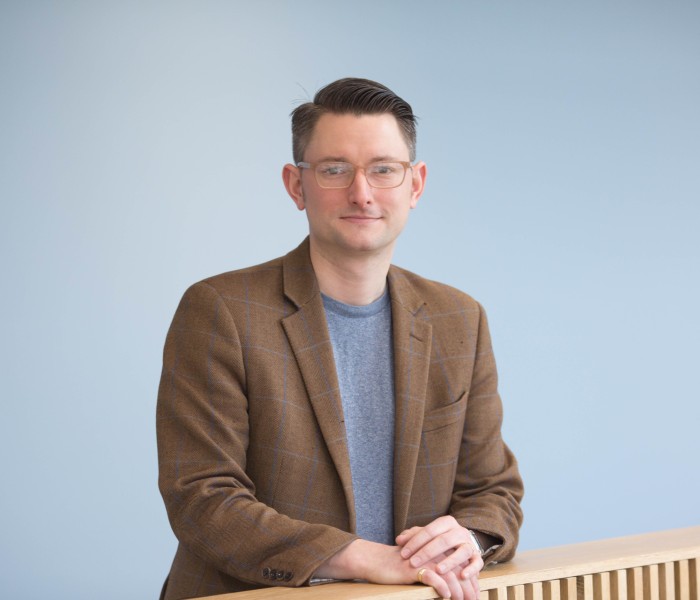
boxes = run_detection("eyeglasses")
[296,161,413,189]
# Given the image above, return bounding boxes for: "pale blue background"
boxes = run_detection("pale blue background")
[1,2,698,599]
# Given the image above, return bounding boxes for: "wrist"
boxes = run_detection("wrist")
[313,539,373,581]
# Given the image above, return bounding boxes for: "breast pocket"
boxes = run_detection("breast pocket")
[422,394,468,434]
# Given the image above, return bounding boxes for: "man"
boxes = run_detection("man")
[157,78,523,600]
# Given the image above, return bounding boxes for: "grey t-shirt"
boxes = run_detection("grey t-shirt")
[322,289,395,545]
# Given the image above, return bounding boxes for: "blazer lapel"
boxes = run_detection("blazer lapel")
[388,267,433,534]
[280,240,356,530]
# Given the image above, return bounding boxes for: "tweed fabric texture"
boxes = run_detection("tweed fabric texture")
[157,238,524,600]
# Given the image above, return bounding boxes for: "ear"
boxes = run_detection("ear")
[409,161,427,209]
[282,163,306,211]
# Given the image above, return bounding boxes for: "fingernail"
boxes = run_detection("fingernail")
[400,548,409,558]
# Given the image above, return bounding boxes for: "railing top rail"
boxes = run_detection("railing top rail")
[479,525,700,590]
[194,526,700,600]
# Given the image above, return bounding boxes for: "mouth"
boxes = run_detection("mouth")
[341,215,381,223]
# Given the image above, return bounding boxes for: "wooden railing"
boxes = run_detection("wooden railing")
[196,526,700,600]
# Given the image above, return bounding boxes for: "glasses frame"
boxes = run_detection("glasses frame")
[296,160,413,189]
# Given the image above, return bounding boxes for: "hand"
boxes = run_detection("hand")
[396,516,484,600]
[314,538,473,600]
[315,539,427,584]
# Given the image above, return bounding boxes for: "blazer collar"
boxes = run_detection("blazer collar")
[280,238,357,530]
[387,267,433,533]
[281,237,318,308]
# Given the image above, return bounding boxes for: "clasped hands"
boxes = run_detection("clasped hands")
[317,515,484,600]
[396,515,484,600]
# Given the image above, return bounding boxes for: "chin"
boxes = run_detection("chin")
[345,237,394,255]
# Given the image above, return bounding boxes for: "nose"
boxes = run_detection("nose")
[348,167,373,205]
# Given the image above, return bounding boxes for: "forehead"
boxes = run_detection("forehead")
[304,113,410,161]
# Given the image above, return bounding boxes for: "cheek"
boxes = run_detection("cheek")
[304,200,335,225]
[389,195,415,217]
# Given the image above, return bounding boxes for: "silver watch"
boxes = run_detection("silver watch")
[468,529,500,560]
[467,529,484,556]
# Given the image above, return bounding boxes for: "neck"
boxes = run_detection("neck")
[309,240,393,306]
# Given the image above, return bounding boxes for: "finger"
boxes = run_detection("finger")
[401,527,443,559]
[459,555,484,581]
[421,569,452,600]
[400,528,434,558]
[396,526,422,545]
[409,529,471,567]
[437,543,479,574]
[401,517,457,558]
[462,573,480,600]
[458,574,475,600]
[444,569,464,600]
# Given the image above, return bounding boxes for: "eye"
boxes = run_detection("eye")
[369,163,398,175]
[318,162,352,177]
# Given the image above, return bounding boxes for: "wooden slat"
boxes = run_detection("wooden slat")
[495,586,509,600]
[629,566,645,600]
[660,562,676,600]
[527,581,544,600]
[561,577,578,600]
[645,564,660,600]
[611,569,627,600]
[580,574,594,600]
[690,559,699,600]
[677,560,691,600]
[543,580,561,600]
[508,584,526,600]
[593,571,611,600]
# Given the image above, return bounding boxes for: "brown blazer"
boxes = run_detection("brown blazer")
[157,238,523,600]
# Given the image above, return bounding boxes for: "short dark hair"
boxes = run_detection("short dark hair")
[291,77,417,163]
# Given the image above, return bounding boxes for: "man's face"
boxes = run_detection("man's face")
[283,113,426,261]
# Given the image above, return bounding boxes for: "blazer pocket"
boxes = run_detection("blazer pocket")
[421,394,468,433]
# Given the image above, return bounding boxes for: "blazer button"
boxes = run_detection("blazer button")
[262,567,270,579]
[276,570,284,581]
[284,572,293,581]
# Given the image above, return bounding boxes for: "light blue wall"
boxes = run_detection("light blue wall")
[1,2,698,598]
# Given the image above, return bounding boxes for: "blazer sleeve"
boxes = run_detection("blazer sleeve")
[449,302,524,562]
[156,282,356,587]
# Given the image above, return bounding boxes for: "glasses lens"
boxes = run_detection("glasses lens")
[315,162,354,188]
[366,162,407,188]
